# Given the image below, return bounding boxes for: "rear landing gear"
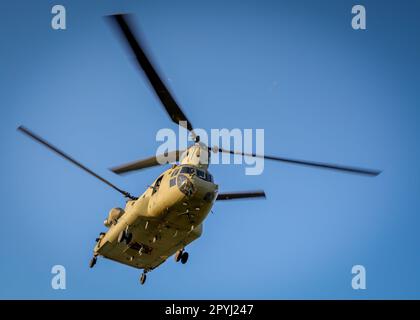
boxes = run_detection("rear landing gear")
[181,251,189,264]
[175,249,183,262]
[175,249,189,264]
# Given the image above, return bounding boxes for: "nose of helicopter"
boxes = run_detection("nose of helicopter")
[172,175,218,226]
[189,174,218,203]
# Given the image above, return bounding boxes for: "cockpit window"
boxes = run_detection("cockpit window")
[197,170,206,179]
[180,166,195,175]
[171,168,179,177]
[197,169,213,183]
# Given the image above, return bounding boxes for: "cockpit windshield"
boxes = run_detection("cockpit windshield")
[197,169,213,183]
[178,166,213,182]
[197,170,206,179]
[180,166,195,175]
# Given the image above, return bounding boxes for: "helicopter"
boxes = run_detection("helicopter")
[18,14,381,285]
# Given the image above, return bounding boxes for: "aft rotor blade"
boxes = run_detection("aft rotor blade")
[216,190,266,201]
[110,150,184,175]
[17,126,137,200]
[107,14,194,133]
[213,147,381,177]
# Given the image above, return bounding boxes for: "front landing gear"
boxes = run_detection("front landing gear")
[140,270,148,285]
[89,256,97,268]
[174,249,189,264]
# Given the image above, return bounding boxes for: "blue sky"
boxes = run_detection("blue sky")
[1,0,419,299]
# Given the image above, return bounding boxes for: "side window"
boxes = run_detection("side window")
[171,168,179,177]
[152,175,163,195]
[169,178,176,187]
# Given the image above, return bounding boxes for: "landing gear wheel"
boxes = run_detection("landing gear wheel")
[175,250,183,262]
[125,232,133,244]
[180,251,189,264]
[140,273,147,285]
[117,230,125,243]
[89,257,97,268]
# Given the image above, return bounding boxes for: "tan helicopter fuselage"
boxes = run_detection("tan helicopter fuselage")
[94,161,218,271]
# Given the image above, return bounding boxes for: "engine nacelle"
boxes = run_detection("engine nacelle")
[104,207,125,227]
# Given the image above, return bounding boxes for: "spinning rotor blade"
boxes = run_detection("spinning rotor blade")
[107,14,380,178]
[108,14,194,133]
[17,126,137,200]
[110,150,183,175]
[212,147,381,177]
[216,190,266,201]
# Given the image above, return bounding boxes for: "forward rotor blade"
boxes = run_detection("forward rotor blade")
[107,14,194,133]
[110,150,183,175]
[216,190,266,201]
[17,126,137,200]
[213,147,381,177]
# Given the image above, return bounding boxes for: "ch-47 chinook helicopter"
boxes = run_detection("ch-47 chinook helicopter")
[18,14,381,285]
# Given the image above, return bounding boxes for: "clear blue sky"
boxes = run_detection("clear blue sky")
[1,0,419,299]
